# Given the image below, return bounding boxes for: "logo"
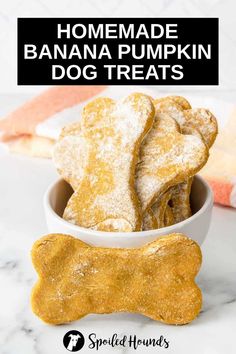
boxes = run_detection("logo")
[63,330,85,352]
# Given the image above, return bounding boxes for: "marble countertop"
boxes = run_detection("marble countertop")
[0,147,236,354]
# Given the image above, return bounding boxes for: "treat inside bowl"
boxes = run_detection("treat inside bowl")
[44,175,213,248]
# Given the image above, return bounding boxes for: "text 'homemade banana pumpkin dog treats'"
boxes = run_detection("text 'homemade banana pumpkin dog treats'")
[31,233,202,325]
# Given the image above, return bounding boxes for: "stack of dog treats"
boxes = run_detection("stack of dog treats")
[53,93,217,232]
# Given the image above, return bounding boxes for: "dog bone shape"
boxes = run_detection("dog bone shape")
[136,114,208,211]
[31,233,202,325]
[154,99,218,148]
[60,93,154,231]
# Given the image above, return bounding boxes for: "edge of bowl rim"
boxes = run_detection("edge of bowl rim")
[43,174,213,238]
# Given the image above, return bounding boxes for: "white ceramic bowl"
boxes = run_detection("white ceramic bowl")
[43,175,213,248]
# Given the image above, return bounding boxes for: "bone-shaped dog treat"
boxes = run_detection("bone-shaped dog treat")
[61,93,154,231]
[31,233,202,325]
[151,102,200,226]
[136,114,208,211]
[154,99,217,148]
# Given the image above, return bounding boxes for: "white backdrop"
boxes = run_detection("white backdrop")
[0,0,235,99]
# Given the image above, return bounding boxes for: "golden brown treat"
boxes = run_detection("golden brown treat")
[54,115,188,228]
[170,179,193,224]
[168,126,201,224]
[151,189,173,229]
[53,121,88,191]
[181,125,203,139]
[31,233,202,325]
[53,132,87,191]
[53,94,216,232]
[164,205,175,227]
[168,127,201,224]
[183,109,218,148]
[142,208,158,231]
[62,93,155,231]
[136,114,209,212]
[154,99,218,148]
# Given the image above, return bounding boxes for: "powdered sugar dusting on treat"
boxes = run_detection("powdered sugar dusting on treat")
[136,115,208,211]
[53,134,88,190]
[52,93,215,232]
[184,108,217,147]
[114,94,153,147]
[63,93,154,231]
[154,98,217,148]
[155,100,186,126]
